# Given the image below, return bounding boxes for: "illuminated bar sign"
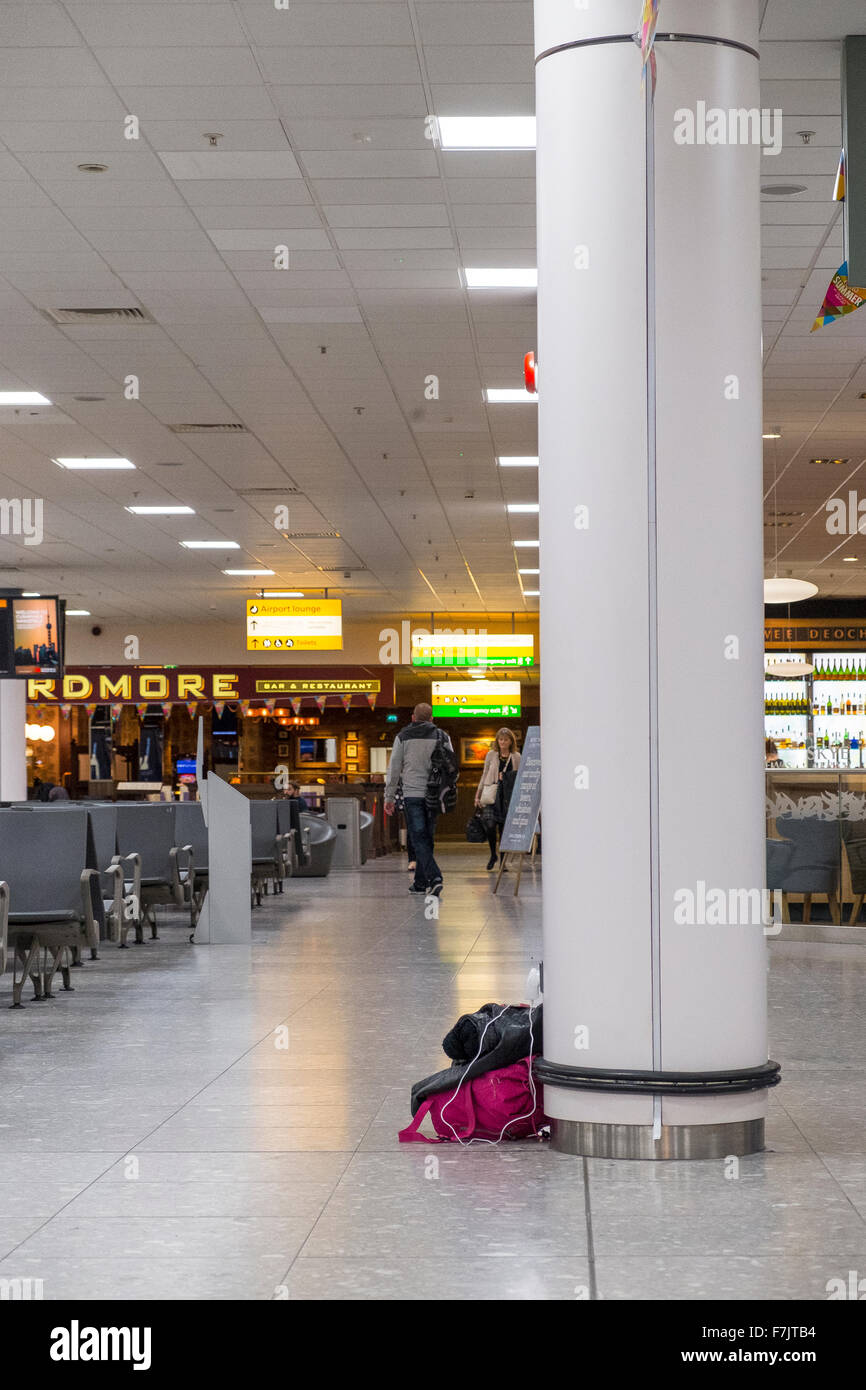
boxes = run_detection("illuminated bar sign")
[247,598,342,651]
[765,621,866,648]
[29,666,394,704]
[432,680,521,718]
[412,633,534,668]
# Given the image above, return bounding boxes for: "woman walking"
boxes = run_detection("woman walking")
[475,729,521,871]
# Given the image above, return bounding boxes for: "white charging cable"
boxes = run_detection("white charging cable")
[438,1001,541,1146]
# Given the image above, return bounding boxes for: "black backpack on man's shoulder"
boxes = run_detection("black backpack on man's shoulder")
[425,731,459,814]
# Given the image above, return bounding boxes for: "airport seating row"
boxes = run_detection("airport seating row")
[0,799,336,1006]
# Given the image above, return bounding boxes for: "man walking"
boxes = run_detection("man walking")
[383,702,453,897]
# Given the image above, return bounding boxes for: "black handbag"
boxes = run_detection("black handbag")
[465,812,487,843]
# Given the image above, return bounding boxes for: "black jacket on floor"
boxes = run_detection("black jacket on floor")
[410,1002,543,1114]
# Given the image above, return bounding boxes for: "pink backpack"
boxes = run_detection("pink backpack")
[398,1057,546,1144]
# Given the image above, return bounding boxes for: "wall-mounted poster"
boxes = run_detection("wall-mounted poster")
[347,762,359,773]
[460,736,494,766]
[345,742,358,758]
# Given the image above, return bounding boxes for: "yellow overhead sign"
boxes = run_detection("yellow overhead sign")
[246,598,343,652]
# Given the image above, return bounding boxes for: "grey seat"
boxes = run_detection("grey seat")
[275,799,309,873]
[0,808,100,1006]
[173,801,208,929]
[293,813,338,878]
[773,814,842,924]
[249,801,291,905]
[115,803,186,941]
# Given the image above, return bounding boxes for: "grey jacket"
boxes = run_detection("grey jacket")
[384,720,453,800]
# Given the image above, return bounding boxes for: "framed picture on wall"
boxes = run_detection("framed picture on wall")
[277,743,289,757]
[460,736,494,766]
[346,730,358,741]
[346,742,358,758]
[347,762,359,773]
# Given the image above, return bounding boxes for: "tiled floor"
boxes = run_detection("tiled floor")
[1,847,864,1301]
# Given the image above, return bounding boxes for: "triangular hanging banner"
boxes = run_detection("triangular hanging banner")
[110,703,123,721]
[812,261,866,331]
[366,693,377,710]
[315,696,326,712]
[342,695,353,712]
[85,703,98,718]
[289,697,301,715]
[638,0,660,96]
[186,700,197,719]
[135,702,148,718]
[239,700,250,716]
[60,703,72,717]
[265,698,276,713]
[161,702,173,719]
[834,150,846,202]
[213,700,225,719]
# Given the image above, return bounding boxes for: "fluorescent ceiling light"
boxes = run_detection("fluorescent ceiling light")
[498,456,538,467]
[0,391,51,405]
[262,590,304,597]
[66,609,91,616]
[437,116,536,150]
[126,505,195,515]
[22,591,40,597]
[223,568,275,576]
[762,429,782,439]
[514,540,540,548]
[181,540,240,549]
[508,504,539,513]
[466,268,537,288]
[486,388,538,404]
[843,556,858,562]
[522,590,540,597]
[55,457,135,470]
[518,568,540,575]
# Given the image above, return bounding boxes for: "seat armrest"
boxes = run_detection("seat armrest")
[80,868,101,950]
[0,879,8,976]
[170,844,194,904]
[113,851,142,902]
[103,863,123,942]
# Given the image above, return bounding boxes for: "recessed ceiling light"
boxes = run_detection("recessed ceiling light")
[181,540,240,549]
[466,268,537,288]
[223,568,275,576]
[55,456,135,470]
[518,568,540,575]
[0,391,51,405]
[498,456,539,467]
[761,184,806,196]
[514,540,540,548]
[66,609,92,616]
[508,504,539,513]
[437,116,536,150]
[126,505,195,515]
[843,556,858,562]
[486,388,538,404]
[262,590,305,597]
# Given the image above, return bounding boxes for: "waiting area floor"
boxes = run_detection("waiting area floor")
[1,846,864,1301]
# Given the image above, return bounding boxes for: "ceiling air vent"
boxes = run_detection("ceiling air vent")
[43,307,152,324]
[170,422,247,433]
[286,530,341,539]
[320,565,366,573]
[236,486,301,496]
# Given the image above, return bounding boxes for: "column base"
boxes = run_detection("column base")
[550,1117,764,1160]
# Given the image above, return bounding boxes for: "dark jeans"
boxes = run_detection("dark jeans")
[403,798,441,889]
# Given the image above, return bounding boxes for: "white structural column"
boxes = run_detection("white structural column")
[535,0,771,1157]
[0,680,27,801]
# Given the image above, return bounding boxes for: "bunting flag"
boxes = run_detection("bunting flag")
[834,150,846,202]
[186,700,197,719]
[110,703,123,721]
[213,700,225,719]
[289,697,301,715]
[239,700,250,716]
[639,0,660,96]
[85,703,98,718]
[342,695,353,712]
[161,702,173,719]
[811,262,866,331]
[60,703,72,717]
[315,696,327,713]
[366,693,377,710]
[265,699,276,713]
